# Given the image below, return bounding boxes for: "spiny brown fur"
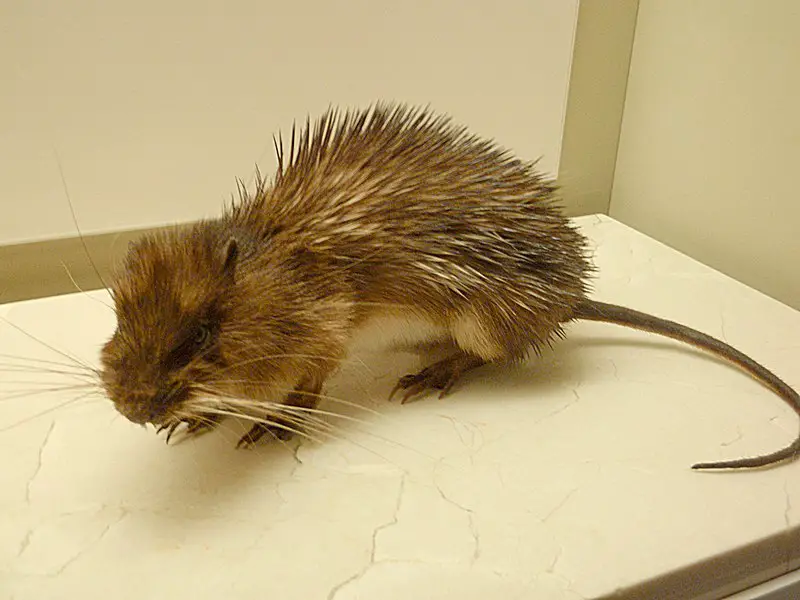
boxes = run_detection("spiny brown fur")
[228,102,594,354]
[100,102,800,470]
[102,102,592,432]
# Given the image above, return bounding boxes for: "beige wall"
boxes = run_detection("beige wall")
[17,2,797,314]
[610,0,800,310]
[558,0,639,217]
[0,0,579,246]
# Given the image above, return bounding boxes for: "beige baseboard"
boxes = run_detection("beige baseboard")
[0,227,163,305]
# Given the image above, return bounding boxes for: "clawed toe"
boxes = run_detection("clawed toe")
[158,416,220,445]
[390,354,485,404]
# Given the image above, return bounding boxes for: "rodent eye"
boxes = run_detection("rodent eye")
[164,323,215,370]
[193,324,212,347]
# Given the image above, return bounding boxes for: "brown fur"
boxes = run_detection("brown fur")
[100,102,799,470]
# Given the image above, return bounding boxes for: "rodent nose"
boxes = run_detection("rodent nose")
[116,401,152,425]
[116,389,171,425]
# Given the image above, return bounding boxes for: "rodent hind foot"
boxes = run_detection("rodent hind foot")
[390,352,485,404]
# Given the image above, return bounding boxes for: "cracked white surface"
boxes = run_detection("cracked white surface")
[2,214,800,599]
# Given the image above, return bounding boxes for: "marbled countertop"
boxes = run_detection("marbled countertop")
[2,215,799,600]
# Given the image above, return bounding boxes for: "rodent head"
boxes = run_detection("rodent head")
[99,222,352,431]
[99,224,241,426]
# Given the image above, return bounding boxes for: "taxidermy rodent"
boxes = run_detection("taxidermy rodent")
[98,102,799,470]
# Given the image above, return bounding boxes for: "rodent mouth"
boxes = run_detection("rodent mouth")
[115,385,190,426]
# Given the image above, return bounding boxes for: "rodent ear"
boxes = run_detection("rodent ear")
[222,238,238,278]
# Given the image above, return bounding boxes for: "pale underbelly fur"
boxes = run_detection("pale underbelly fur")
[346,308,502,361]
[347,311,449,355]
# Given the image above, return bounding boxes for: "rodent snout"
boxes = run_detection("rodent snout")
[113,388,183,426]
[115,399,159,425]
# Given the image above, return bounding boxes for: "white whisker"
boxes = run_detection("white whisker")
[277,403,432,460]
[0,368,98,382]
[272,387,380,415]
[59,260,114,311]
[54,149,112,295]
[0,316,93,371]
[0,392,98,433]
[276,404,372,426]
[189,406,325,445]
[0,379,99,388]
[190,381,380,417]
[0,353,98,371]
[215,352,374,376]
[0,385,102,403]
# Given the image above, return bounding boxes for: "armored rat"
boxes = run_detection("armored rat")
[99,103,800,470]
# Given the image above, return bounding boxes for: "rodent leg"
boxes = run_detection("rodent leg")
[236,376,323,448]
[390,351,485,404]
